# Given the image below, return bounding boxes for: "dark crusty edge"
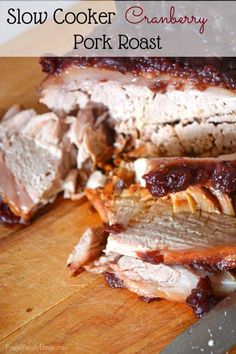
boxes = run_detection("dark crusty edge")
[0,197,21,224]
[40,57,236,91]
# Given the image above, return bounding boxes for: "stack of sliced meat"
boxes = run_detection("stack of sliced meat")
[68,155,236,317]
[40,57,236,158]
[1,57,236,316]
[0,103,113,223]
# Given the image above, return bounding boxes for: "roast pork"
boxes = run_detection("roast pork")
[68,180,236,317]
[0,107,77,223]
[67,221,236,317]
[40,57,236,158]
[0,100,116,223]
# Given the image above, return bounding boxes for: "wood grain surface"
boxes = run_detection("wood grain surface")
[0,58,235,354]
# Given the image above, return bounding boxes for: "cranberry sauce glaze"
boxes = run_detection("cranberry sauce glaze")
[104,223,126,235]
[137,249,236,272]
[40,57,236,91]
[144,160,236,197]
[186,277,217,318]
[103,272,125,289]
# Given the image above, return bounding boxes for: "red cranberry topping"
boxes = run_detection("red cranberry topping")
[212,161,236,193]
[137,250,164,265]
[186,277,217,318]
[144,160,236,197]
[103,272,124,289]
[144,167,193,197]
[189,259,235,273]
[103,223,126,235]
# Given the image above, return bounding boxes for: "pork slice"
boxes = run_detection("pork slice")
[86,183,236,226]
[40,58,236,157]
[105,213,236,271]
[67,104,114,175]
[67,227,109,272]
[67,225,236,297]
[86,185,236,271]
[134,154,236,182]
[0,108,76,222]
[72,246,236,316]
[67,228,199,302]
[67,223,236,316]
[92,254,236,316]
[0,102,115,223]
[86,186,159,225]
[0,151,35,221]
[113,256,201,302]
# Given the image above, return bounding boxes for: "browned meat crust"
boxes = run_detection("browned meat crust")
[144,159,236,197]
[137,247,236,272]
[40,57,236,91]
[0,197,21,224]
[85,182,119,223]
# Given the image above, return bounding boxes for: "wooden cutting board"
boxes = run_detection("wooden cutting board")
[0,58,235,354]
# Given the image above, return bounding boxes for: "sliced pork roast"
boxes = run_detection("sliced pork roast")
[0,101,114,224]
[68,153,236,317]
[0,106,76,223]
[68,216,236,316]
[40,57,236,158]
